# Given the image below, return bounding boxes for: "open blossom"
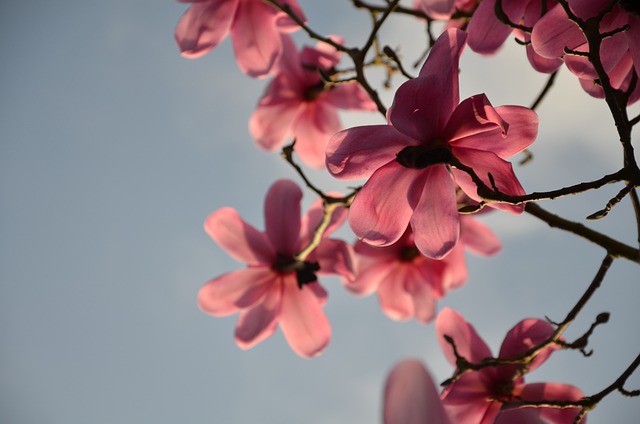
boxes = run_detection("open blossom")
[436,307,585,424]
[531,0,640,103]
[198,179,354,357]
[326,28,537,259]
[346,214,500,323]
[250,36,376,168]
[175,0,306,78]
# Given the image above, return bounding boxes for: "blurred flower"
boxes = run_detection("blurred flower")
[326,28,537,259]
[346,213,500,323]
[250,36,376,168]
[198,179,354,357]
[436,307,585,423]
[531,0,640,103]
[175,0,306,78]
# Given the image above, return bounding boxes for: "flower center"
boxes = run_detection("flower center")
[400,245,420,262]
[619,0,640,16]
[395,144,452,169]
[273,254,321,289]
[303,81,326,101]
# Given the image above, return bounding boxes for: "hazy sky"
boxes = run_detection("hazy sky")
[1,1,639,423]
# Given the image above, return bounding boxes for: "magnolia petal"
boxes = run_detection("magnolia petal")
[405,273,438,323]
[523,0,563,73]
[466,0,515,54]
[414,0,456,19]
[348,258,396,296]
[452,147,526,214]
[198,268,274,316]
[389,29,466,140]
[438,243,468,292]
[499,318,557,374]
[442,94,507,145]
[515,382,585,423]
[326,125,414,180]
[292,101,341,168]
[436,307,493,366]
[234,284,281,349]
[204,207,274,264]
[264,179,302,255]
[313,238,356,281]
[442,378,502,424]
[449,103,538,160]
[567,0,612,19]
[460,215,501,256]
[417,28,466,116]
[249,95,301,151]
[323,83,377,111]
[175,0,237,58]
[531,5,584,59]
[377,265,415,321]
[274,0,307,32]
[279,276,331,357]
[383,359,452,424]
[231,0,281,77]
[411,165,460,259]
[349,162,425,247]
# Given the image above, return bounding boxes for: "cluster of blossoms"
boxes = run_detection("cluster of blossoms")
[176,0,640,422]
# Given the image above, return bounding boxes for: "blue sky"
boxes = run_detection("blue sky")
[1,1,639,423]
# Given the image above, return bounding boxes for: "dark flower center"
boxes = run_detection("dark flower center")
[396,145,452,169]
[619,0,640,16]
[400,245,420,262]
[273,254,321,289]
[303,81,326,101]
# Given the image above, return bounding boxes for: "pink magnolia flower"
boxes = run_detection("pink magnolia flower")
[531,0,640,103]
[249,36,376,168]
[436,307,585,424]
[198,179,354,357]
[413,0,561,73]
[175,0,306,78]
[384,359,453,424]
[346,214,500,323]
[326,28,538,259]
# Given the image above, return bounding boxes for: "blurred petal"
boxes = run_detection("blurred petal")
[231,0,281,77]
[175,0,237,58]
[411,165,459,259]
[204,207,274,264]
[198,268,274,316]
[279,277,331,357]
[323,83,377,111]
[460,215,501,256]
[384,360,452,424]
[436,307,493,366]
[377,265,415,320]
[326,125,414,180]
[313,238,355,281]
[234,284,281,349]
[348,258,395,296]
[349,162,426,247]
[292,101,341,168]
